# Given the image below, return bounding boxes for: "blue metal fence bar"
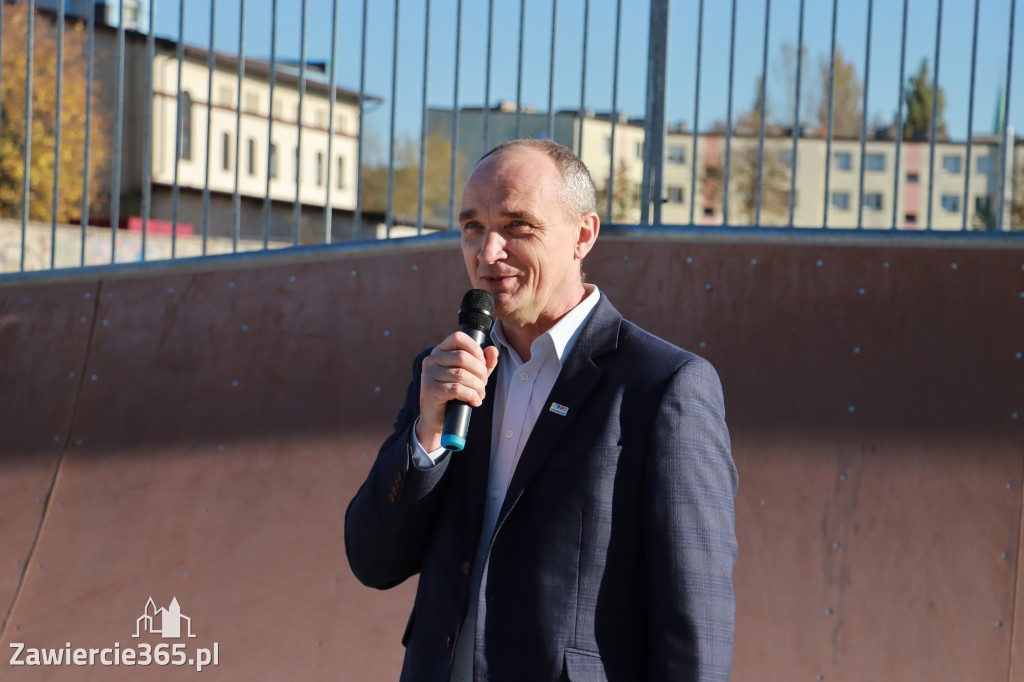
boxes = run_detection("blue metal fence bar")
[324,0,340,244]
[201,0,216,255]
[355,0,368,239]
[514,0,525,139]
[890,0,908,230]
[232,0,247,252]
[997,0,1016,231]
[722,0,737,225]
[754,0,771,227]
[925,0,943,231]
[292,0,308,245]
[49,0,65,269]
[787,0,804,227]
[642,0,669,225]
[140,0,156,260]
[20,0,34,272]
[416,0,431,237]
[961,0,981,231]
[447,0,463,230]
[171,0,186,256]
[821,0,839,228]
[688,0,703,226]
[80,1,94,265]
[109,4,125,264]
[605,0,622,223]
[855,0,873,229]
[263,0,278,247]
[576,0,589,157]
[385,0,399,238]
[483,0,494,150]
[547,0,558,140]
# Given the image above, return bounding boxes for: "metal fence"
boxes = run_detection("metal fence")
[0,0,1022,280]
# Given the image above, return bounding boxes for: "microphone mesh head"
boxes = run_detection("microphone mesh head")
[458,289,495,332]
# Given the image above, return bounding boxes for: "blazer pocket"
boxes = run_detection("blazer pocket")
[563,647,607,682]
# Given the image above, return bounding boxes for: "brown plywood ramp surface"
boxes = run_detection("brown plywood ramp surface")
[1,240,1022,680]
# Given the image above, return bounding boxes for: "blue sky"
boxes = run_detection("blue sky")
[148,0,1024,155]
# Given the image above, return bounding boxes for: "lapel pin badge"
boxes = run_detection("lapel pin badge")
[549,402,569,417]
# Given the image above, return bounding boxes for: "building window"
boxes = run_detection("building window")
[906,172,920,183]
[667,186,684,204]
[977,157,994,174]
[336,156,345,189]
[779,149,794,167]
[905,213,917,225]
[269,143,278,179]
[315,108,328,127]
[865,153,885,171]
[667,146,686,164]
[941,154,962,174]
[940,194,960,213]
[831,192,850,210]
[247,138,257,176]
[863,193,883,211]
[221,132,232,171]
[834,152,852,171]
[315,151,324,187]
[975,196,992,213]
[335,114,347,133]
[604,136,612,155]
[634,141,643,160]
[244,91,259,112]
[273,97,283,118]
[178,91,193,161]
[217,85,233,107]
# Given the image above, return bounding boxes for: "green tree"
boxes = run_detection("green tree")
[817,48,863,138]
[595,160,639,223]
[361,125,468,221]
[903,59,947,141]
[731,144,792,226]
[0,5,110,222]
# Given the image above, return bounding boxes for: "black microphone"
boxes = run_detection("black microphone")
[441,289,495,451]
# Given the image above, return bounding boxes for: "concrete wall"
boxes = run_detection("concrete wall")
[0,236,1021,680]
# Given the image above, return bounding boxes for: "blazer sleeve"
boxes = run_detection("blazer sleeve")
[644,355,738,682]
[344,349,452,590]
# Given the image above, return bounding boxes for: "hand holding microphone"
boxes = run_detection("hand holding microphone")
[416,290,499,453]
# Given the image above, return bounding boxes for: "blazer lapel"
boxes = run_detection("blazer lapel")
[495,297,622,528]
[462,364,497,538]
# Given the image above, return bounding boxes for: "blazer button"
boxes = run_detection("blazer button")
[445,636,454,650]
[395,471,403,482]
[461,561,470,575]
[388,493,396,503]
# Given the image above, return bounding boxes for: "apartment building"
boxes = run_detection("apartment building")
[438,104,1012,230]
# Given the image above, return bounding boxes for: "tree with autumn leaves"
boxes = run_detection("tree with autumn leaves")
[0,4,109,224]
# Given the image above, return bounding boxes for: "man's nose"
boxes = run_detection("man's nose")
[478,229,506,264]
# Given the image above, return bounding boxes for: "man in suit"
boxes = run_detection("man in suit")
[345,139,737,681]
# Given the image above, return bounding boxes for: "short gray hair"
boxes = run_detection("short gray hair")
[479,139,598,220]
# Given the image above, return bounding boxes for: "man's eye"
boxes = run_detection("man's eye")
[463,222,482,231]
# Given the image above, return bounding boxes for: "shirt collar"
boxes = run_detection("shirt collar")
[490,285,601,366]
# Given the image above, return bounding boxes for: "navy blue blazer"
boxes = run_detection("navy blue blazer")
[345,295,737,681]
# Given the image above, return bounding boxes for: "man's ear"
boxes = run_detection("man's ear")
[575,211,600,261]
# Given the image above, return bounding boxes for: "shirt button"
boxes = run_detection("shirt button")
[445,636,454,650]
[520,372,529,381]
[490,489,500,500]
[504,430,513,439]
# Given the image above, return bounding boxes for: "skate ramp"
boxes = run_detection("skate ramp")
[1,236,1022,680]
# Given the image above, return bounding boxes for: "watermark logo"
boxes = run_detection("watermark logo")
[10,596,219,671]
[134,597,197,639]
